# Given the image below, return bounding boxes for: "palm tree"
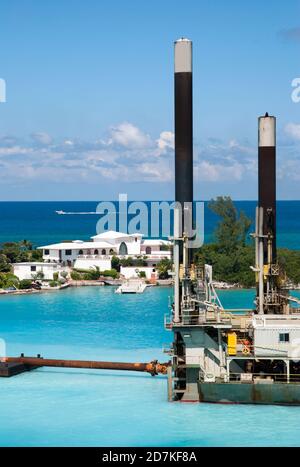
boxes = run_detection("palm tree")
[19,239,33,251]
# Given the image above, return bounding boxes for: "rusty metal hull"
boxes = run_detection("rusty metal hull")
[0,361,38,377]
[198,382,300,405]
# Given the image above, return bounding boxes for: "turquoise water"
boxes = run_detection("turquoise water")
[1,286,300,447]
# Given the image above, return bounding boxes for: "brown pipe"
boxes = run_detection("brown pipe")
[1,357,170,376]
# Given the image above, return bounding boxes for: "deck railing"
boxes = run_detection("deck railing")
[229,372,300,384]
[164,310,239,328]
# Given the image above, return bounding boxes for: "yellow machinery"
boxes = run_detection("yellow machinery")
[227,332,237,356]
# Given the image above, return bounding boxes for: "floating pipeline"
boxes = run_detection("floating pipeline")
[0,356,170,377]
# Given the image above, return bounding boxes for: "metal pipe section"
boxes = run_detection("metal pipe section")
[255,206,259,269]
[174,38,193,265]
[173,205,181,323]
[258,113,276,262]
[258,206,264,314]
[2,357,170,375]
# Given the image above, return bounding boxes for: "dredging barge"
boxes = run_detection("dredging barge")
[165,38,300,404]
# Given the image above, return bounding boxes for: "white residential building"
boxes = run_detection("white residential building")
[13,262,69,281]
[38,231,172,270]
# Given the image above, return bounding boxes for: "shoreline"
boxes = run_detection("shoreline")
[0,279,172,297]
[1,279,299,297]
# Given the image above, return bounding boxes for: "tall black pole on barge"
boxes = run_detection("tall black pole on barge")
[258,113,277,263]
[256,113,282,314]
[173,38,193,323]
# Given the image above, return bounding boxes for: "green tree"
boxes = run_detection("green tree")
[156,258,172,279]
[0,254,11,272]
[31,271,44,281]
[1,242,25,263]
[19,239,33,251]
[111,256,120,271]
[194,197,255,287]
[278,249,300,285]
[208,197,251,252]
[0,272,19,289]
[30,249,43,262]
[194,244,255,287]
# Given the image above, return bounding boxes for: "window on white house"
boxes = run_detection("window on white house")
[30,266,36,271]
[279,333,290,343]
[101,249,106,255]
[65,250,72,256]
[44,249,50,255]
[119,242,128,255]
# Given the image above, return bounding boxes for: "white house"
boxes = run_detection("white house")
[13,262,69,281]
[120,266,158,280]
[91,231,143,256]
[140,240,172,265]
[38,231,172,269]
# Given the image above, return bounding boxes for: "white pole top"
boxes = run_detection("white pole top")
[259,113,276,147]
[174,38,192,73]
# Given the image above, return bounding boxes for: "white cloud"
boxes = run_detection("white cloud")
[4,123,300,194]
[31,132,53,145]
[107,122,152,148]
[156,131,174,152]
[285,123,300,140]
[194,160,244,182]
[0,145,33,156]
[137,161,173,182]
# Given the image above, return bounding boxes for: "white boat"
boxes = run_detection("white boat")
[115,280,147,294]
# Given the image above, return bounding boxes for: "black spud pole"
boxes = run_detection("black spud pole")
[174,38,193,266]
[258,113,276,262]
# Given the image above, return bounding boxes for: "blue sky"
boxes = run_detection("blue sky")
[0,0,299,200]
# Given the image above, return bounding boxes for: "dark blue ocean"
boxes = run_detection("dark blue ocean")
[0,201,299,249]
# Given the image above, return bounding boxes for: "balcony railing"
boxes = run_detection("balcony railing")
[76,255,111,260]
[142,253,172,259]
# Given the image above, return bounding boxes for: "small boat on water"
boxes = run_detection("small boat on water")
[55,210,99,215]
[115,280,147,294]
